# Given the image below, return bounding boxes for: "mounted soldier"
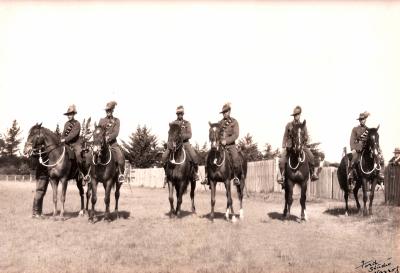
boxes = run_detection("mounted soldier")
[61,105,82,168]
[162,105,200,182]
[389,148,400,166]
[202,102,241,186]
[348,111,384,184]
[98,101,125,183]
[277,106,319,185]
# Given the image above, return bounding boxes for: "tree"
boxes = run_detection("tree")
[122,125,161,168]
[238,133,263,162]
[3,120,22,157]
[193,142,208,166]
[55,124,61,139]
[263,143,280,160]
[0,134,5,156]
[307,142,325,167]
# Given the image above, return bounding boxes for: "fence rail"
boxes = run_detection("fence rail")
[2,161,399,205]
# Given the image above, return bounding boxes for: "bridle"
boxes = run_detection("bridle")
[360,133,381,175]
[288,127,305,170]
[27,127,65,168]
[91,127,112,166]
[168,129,186,165]
[210,125,226,167]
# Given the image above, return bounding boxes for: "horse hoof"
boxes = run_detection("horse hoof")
[232,216,237,223]
[79,210,85,217]
[344,211,349,217]
[239,209,244,220]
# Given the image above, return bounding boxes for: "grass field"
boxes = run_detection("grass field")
[0,181,399,273]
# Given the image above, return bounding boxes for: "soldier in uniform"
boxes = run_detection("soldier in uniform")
[61,105,82,167]
[277,106,319,185]
[348,111,384,184]
[389,148,400,166]
[162,105,200,181]
[201,103,241,186]
[98,101,125,183]
[31,156,50,218]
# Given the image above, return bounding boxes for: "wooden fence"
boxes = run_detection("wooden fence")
[385,165,400,205]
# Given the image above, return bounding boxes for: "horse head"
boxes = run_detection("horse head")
[168,122,182,153]
[289,120,307,156]
[92,123,107,156]
[364,126,382,165]
[24,123,45,155]
[208,121,223,150]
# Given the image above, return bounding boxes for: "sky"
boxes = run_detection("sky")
[0,1,399,163]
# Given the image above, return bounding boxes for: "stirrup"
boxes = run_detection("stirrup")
[118,174,125,183]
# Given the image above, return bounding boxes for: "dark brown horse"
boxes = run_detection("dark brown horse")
[283,120,310,221]
[338,127,382,216]
[88,124,122,223]
[207,122,247,222]
[24,123,85,219]
[165,123,196,217]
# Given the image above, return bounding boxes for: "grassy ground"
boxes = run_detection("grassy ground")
[0,181,399,273]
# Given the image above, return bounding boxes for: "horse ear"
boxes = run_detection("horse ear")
[94,122,97,128]
[208,121,212,127]
[376,124,380,131]
[38,122,42,128]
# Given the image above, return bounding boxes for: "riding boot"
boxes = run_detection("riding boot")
[200,164,209,185]
[192,163,200,181]
[377,170,384,185]
[310,165,319,181]
[118,164,125,183]
[32,199,41,217]
[232,168,240,186]
[277,166,285,184]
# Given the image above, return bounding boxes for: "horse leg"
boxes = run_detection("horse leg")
[77,178,85,216]
[368,179,377,215]
[210,181,216,222]
[286,180,294,219]
[176,183,184,218]
[190,179,196,214]
[353,181,361,213]
[283,182,289,217]
[86,182,91,213]
[50,179,58,218]
[300,183,308,221]
[238,182,244,220]
[89,179,98,223]
[344,190,349,216]
[168,180,175,217]
[225,179,235,222]
[104,180,113,222]
[59,177,69,220]
[361,178,368,216]
[114,182,122,219]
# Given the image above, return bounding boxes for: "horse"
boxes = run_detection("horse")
[88,124,122,223]
[207,122,247,222]
[337,127,382,216]
[165,122,196,217]
[23,123,86,219]
[283,120,310,221]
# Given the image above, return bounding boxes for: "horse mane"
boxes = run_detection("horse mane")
[29,124,60,144]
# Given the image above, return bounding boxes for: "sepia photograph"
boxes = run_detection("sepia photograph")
[0,1,399,272]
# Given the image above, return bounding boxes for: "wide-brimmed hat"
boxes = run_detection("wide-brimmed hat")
[105,101,117,111]
[176,105,184,114]
[220,103,231,114]
[394,147,400,154]
[291,106,302,116]
[357,111,370,120]
[64,105,77,115]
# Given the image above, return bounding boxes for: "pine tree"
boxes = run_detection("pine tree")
[263,143,280,160]
[238,133,263,162]
[55,124,61,139]
[0,134,5,156]
[122,125,161,168]
[193,141,208,165]
[3,120,22,157]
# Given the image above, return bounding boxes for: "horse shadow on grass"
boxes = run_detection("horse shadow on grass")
[43,210,130,222]
[201,212,240,221]
[267,212,299,222]
[323,207,360,217]
[164,210,196,219]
